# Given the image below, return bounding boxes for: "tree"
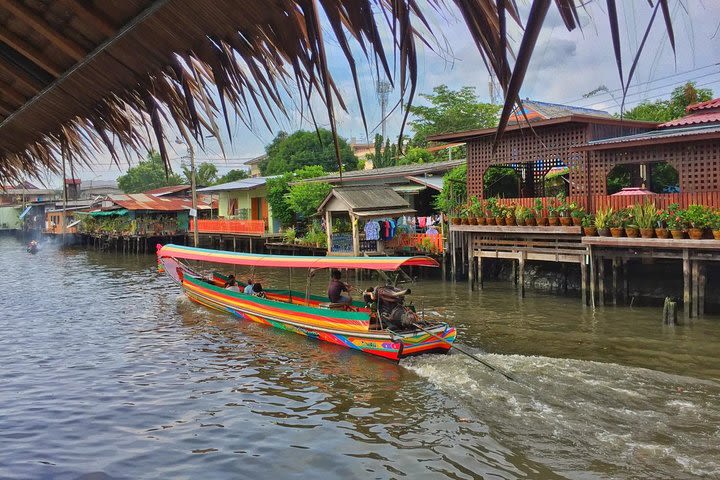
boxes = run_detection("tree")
[434,165,467,215]
[624,82,713,122]
[214,169,249,185]
[261,129,357,175]
[397,147,433,166]
[287,182,332,218]
[183,162,218,187]
[266,165,326,227]
[117,150,183,193]
[408,85,500,146]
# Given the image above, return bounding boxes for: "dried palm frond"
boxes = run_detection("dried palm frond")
[0,0,676,183]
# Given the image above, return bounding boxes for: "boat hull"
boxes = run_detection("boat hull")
[181,275,456,361]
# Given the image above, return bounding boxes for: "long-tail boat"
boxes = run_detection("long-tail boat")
[157,244,456,361]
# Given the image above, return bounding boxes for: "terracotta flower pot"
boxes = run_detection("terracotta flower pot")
[655,228,670,239]
[713,230,720,240]
[461,218,469,225]
[583,226,598,236]
[477,217,487,225]
[688,228,705,240]
[450,217,462,225]
[559,217,573,226]
[539,217,548,226]
[526,217,537,226]
[486,217,496,225]
[598,227,611,237]
[640,228,655,239]
[469,216,478,225]
[670,229,685,240]
[610,227,624,238]
[625,227,639,238]
[495,217,505,226]
[572,217,582,226]
[516,217,526,226]
[547,217,559,226]
[505,216,516,226]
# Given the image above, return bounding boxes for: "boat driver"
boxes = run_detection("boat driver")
[328,269,352,305]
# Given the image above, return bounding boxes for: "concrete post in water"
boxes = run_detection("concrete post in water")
[518,252,526,298]
[580,256,587,306]
[663,297,677,325]
[692,260,700,318]
[699,263,706,317]
[598,257,605,307]
[683,249,691,320]
[612,258,619,306]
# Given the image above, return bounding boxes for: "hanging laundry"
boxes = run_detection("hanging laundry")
[418,216,427,229]
[364,221,380,241]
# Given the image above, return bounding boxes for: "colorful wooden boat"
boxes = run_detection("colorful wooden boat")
[157,244,456,361]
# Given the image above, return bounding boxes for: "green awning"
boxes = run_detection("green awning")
[90,209,129,217]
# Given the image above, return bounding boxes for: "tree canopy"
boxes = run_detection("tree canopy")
[117,150,183,193]
[266,165,327,227]
[183,162,218,187]
[214,169,249,186]
[624,82,714,123]
[408,85,500,146]
[261,129,357,175]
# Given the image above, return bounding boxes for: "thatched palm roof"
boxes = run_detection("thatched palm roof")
[0,0,675,184]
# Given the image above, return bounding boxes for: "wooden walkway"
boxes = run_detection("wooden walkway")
[451,225,720,318]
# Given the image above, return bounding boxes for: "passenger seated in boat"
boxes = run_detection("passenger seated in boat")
[224,274,236,288]
[225,278,240,292]
[327,269,352,305]
[363,287,376,309]
[251,283,266,298]
[243,279,254,295]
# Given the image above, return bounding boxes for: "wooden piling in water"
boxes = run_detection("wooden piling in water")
[518,252,526,298]
[580,256,587,306]
[598,257,605,307]
[683,249,691,320]
[663,297,677,325]
[612,258,619,306]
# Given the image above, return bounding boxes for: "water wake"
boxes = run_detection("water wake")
[403,350,720,479]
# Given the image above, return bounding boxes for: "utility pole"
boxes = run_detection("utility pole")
[377,80,392,140]
[177,138,199,247]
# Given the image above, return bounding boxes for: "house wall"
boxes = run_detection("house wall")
[217,186,276,232]
[0,206,20,229]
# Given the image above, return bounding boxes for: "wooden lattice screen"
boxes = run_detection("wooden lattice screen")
[466,123,589,198]
[589,140,720,193]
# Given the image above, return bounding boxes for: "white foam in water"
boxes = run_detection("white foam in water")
[402,351,720,478]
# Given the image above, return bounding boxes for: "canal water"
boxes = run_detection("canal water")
[1,236,719,479]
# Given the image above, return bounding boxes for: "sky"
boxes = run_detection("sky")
[69,0,720,184]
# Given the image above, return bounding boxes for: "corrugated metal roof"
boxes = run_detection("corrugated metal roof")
[406,175,444,191]
[354,207,417,217]
[586,123,720,147]
[306,159,464,184]
[197,177,269,193]
[143,185,191,196]
[509,100,611,124]
[107,193,211,211]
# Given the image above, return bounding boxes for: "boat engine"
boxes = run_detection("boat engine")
[376,286,418,330]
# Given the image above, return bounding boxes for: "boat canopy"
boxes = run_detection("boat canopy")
[158,244,439,271]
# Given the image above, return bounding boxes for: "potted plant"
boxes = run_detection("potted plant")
[582,214,597,236]
[570,204,585,226]
[547,199,559,226]
[595,207,613,237]
[631,201,656,239]
[491,198,505,226]
[556,193,572,226]
[505,203,517,226]
[525,206,537,226]
[666,204,687,239]
[624,208,639,238]
[609,209,625,238]
[534,198,546,226]
[470,197,485,225]
[485,196,498,225]
[460,207,470,225]
[683,204,711,240]
[515,205,528,226]
[710,210,720,240]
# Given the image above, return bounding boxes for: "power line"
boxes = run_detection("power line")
[561,62,720,105]
[575,70,720,109]
[610,77,720,110]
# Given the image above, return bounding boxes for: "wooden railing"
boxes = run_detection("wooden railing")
[493,192,720,213]
[385,233,444,253]
[190,219,266,234]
